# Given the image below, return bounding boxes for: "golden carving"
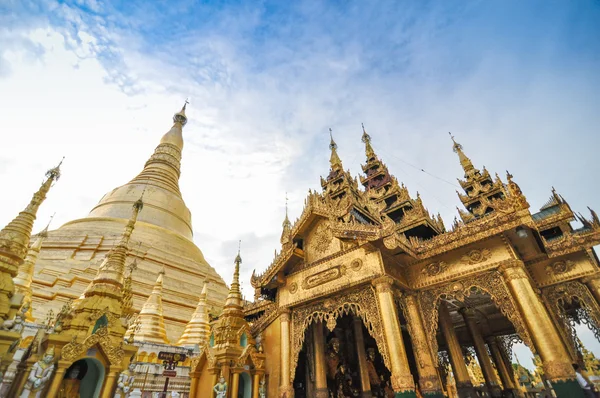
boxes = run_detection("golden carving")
[419,271,533,356]
[61,326,125,365]
[421,261,447,277]
[289,282,298,294]
[460,248,492,265]
[543,360,576,381]
[291,286,390,381]
[311,221,333,254]
[545,260,575,276]
[350,258,363,271]
[301,264,346,290]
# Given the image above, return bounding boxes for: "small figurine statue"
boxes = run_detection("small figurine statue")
[58,364,81,398]
[366,348,382,394]
[326,338,341,380]
[114,363,136,398]
[20,345,55,398]
[255,332,263,353]
[258,376,266,398]
[213,375,227,398]
[2,312,24,333]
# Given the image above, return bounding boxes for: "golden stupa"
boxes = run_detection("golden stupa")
[29,104,229,342]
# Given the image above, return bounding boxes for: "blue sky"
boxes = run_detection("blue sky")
[1,0,599,371]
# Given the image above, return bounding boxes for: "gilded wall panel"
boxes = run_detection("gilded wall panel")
[527,252,596,287]
[279,246,384,308]
[263,318,281,398]
[407,237,514,289]
[304,219,341,264]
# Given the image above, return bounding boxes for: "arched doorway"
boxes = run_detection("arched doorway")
[62,358,105,398]
[292,313,389,398]
[239,372,252,398]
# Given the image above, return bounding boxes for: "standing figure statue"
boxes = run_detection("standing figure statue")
[258,377,266,398]
[114,363,137,398]
[213,375,227,398]
[366,348,382,395]
[20,345,55,398]
[58,364,82,398]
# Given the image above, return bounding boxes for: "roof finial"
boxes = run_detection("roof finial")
[448,132,476,177]
[328,128,342,169]
[361,123,376,160]
[173,102,188,126]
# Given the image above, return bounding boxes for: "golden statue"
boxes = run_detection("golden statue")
[20,345,55,398]
[58,365,82,398]
[326,337,342,380]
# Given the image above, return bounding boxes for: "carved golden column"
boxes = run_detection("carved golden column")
[487,337,517,394]
[279,308,294,397]
[438,302,474,398]
[582,275,600,306]
[46,360,71,398]
[372,277,415,396]
[459,308,502,398]
[402,292,443,398]
[252,373,261,398]
[231,371,240,398]
[100,367,120,398]
[500,264,582,397]
[189,371,200,397]
[312,321,328,398]
[352,316,372,398]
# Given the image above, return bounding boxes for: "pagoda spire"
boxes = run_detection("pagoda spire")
[328,128,343,170]
[224,242,243,310]
[281,194,292,245]
[13,215,54,321]
[177,281,211,347]
[361,123,377,161]
[449,132,478,179]
[83,199,143,300]
[0,160,61,319]
[134,267,169,344]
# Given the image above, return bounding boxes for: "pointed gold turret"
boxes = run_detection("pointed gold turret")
[83,199,143,300]
[0,161,61,319]
[83,103,194,239]
[328,128,343,170]
[281,194,292,246]
[177,281,211,347]
[361,123,377,162]
[13,216,53,321]
[213,247,247,348]
[449,133,478,179]
[134,268,169,344]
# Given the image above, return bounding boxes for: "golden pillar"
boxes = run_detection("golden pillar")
[402,292,443,397]
[459,308,502,398]
[487,337,517,393]
[231,372,240,398]
[279,308,294,397]
[582,275,600,306]
[189,371,200,397]
[45,360,70,398]
[252,373,261,398]
[312,321,328,398]
[500,264,581,396]
[352,316,372,398]
[100,368,120,398]
[372,277,415,395]
[438,301,474,398]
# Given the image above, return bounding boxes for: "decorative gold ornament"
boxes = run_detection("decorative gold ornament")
[545,260,575,276]
[421,261,447,277]
[460,248,492,265]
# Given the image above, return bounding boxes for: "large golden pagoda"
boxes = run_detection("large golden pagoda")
[28,105,229,342]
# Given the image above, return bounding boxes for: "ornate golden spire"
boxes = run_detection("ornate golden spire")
[177,281,211,347]
[134,267,169,344]
[281,194,292,245]
[361,123,377,161]
[224,242,243,310]
[328,128,343,170]
[449,132,477,178]
[0,160,61,319]
[13,215,54,321]
[86,103,195,239]
[83,199,143,300]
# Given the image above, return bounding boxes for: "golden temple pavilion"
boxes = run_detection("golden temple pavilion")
[0,104,599,398]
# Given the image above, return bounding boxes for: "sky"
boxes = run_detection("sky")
[1,0,599,371]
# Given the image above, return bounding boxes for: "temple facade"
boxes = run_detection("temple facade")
[1,105,599,398]
[244,128,600,398]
